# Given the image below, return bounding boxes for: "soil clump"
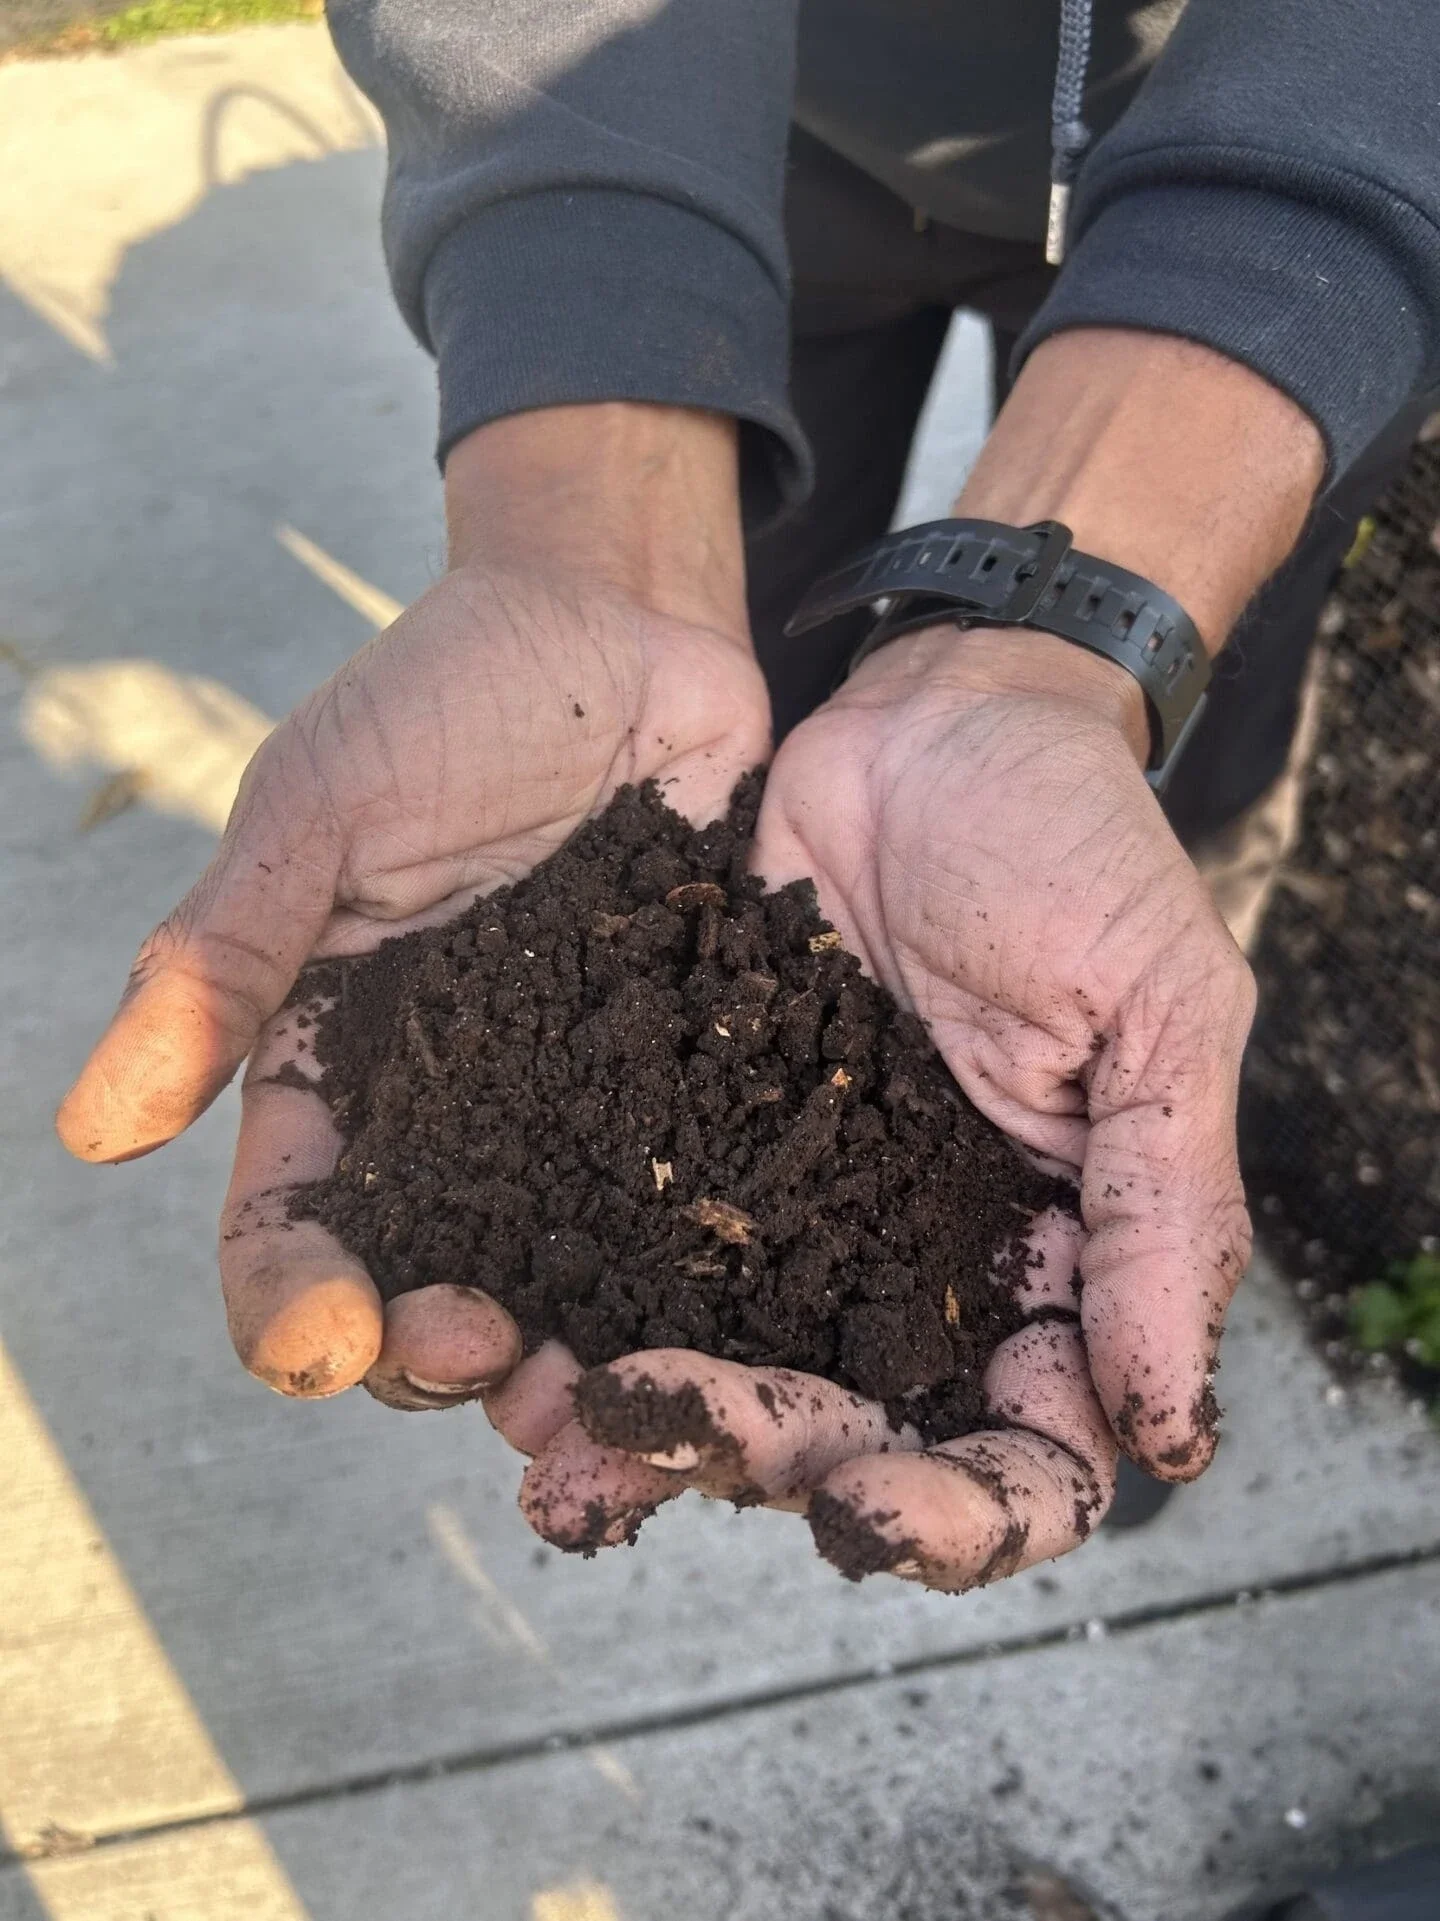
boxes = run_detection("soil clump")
[287,777,1068,1442]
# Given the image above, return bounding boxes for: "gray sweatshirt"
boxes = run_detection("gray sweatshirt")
[328,0,1440,504]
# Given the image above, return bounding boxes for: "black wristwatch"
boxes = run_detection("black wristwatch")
[784,518,1210,791]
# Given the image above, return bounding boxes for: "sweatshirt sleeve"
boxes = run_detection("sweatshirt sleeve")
[1017,0,1440,483]
[326,0,808,501]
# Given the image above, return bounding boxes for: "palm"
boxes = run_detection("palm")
[756,670,1227,1175]
[59,566,769,1408]
[259,567,770,956]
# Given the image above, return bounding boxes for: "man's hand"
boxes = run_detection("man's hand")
[57,404,770,1407]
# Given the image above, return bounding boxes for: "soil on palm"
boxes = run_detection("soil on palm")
[285,776,1070,1442]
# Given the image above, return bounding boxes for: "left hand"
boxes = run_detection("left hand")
[504,624,1256,1587]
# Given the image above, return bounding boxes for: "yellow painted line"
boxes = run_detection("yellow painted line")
[425,1505,643,1806]
[0,1336,308,1918]
[531,1881,623,1921]
[427,1502,552,1665]
[19,657,272,835]
[275,525,403,629]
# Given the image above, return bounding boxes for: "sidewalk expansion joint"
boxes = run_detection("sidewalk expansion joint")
[4,1534,1438,1872]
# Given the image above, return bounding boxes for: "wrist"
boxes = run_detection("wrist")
[444,403,750,643]
[850,622,1152,769]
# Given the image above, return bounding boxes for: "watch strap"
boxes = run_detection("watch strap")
[784,518,1211,791]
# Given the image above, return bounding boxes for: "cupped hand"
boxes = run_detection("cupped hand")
[509,626,1254,1587]
[58,561,769,1405]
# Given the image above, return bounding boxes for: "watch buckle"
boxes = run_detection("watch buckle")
[999,520,1072,624]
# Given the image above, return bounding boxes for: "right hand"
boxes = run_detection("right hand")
[57,406,770,1409]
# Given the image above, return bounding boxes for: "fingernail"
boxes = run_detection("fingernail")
[605,1504,656,1547]
[366,1371,491,1412]
[641,1443,702,1472]
[404,1371,491,1397]
[891,1558,925,1579]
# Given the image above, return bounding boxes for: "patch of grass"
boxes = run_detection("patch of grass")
[97,0,321,43]
[11,0,321,58]
[1351,1250,1440,1421]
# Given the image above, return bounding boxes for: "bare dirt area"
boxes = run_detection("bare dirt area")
[1242,436,1440,1406]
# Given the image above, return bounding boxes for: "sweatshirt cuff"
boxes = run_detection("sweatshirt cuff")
[423,188,811,516]
[1015,179,1433,484]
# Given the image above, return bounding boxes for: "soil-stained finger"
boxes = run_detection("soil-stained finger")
[1079,951,1253,1480]
[483,1341,584,1457]
[1007,1202,1086,1315]
[365,1284,522,1411]
[982,1320,1118,1483]
[221,1007,382,1396]
[230,1019,526,1407]
[809,1321,1115,1588]
[57,728,340,1164]
[573,1350,920,1504]
[519,1418,685,1553]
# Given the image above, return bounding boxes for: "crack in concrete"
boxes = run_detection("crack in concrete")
[3,1533,1437,1873]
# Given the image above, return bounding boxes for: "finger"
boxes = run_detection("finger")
[57,728,340,1163]
[572,1351,919,1506]
[1080,935,1255,1479]
[1009,1201,1086,1315]
[519,1418,685,1555]
[514,1211,1087,1545]
[218,1013,380,1395]
[223,1008,525,1404]
[810,1320,1116,1588]
[365,1285,523,1412]
[483,1341,582,1456]
[564,1207,1081,1511]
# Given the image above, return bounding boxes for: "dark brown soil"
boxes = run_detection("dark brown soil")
[1241,434,1440,1406]
[808,1489,916,1581]
[286,776,1069,1442]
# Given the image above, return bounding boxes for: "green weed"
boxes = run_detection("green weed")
[1350,1250,1440,1390]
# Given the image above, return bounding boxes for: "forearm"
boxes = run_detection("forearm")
[444,403,749,640]
[873,328,1324,765]
[960,330,1323,654]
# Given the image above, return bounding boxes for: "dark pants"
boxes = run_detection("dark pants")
[744,131,1422,846]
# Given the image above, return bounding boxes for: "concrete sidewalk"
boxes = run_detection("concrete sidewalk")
[1,25,1437,1921]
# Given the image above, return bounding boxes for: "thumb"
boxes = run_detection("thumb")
[1078,932,1256,1480]
[57,735,341,1163]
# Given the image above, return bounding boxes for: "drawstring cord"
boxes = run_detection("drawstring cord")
[1046,0,1094,265]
